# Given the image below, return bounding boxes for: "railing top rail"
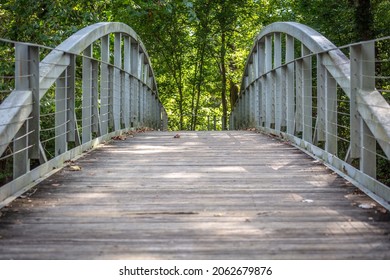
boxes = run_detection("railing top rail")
[255,22,337,53]
[40,22,157,99]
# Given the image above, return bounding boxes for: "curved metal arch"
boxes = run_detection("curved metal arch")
[242,22,350,93]
[255,22,337,53]
[239,21,390,159]
[40,22,157,99]
[0,22,161,157]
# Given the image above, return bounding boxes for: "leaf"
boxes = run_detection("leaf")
[69,165,81,171]
[302,199,314,203]
[358,203,375,209]
[111,135,126,141]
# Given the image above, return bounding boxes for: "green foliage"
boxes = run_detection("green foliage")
[1,0,389,184]
[3,0,387,131]
[0,0,112,46]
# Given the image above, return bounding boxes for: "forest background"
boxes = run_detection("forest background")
[0,0,389,130]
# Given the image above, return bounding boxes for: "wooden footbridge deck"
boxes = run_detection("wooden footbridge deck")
[0,131,389,259]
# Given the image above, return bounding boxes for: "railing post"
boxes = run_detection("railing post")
[108,66,114,129]
[302,45,312,143]
[248,59,254,127]
[124,35,131,128]
[120,70,126,127]
[265,35,272,129]
[350,42,376,178]
[28,46,40,160]
[100,35,110,135]
[143,63,150,127]
[91,60,101,136]
[316,54,326,142]
[274,33,282,131]
[13,44,29,178]
[325,69,337,155]
[139,53,145,126]
[285,35,295,135]
[256,41,264,127]
[13,44,39,178]
[237,94,242,128]
[113,33,122,130]
[350,44,361,160]
[295,58,303,134]
[252,50,260,128]
[82,45,92,144]
[66,54,77,143]
[244,76,250,127]
[131,42,140,127]
[259,42,266,127]
[55,70,67,156]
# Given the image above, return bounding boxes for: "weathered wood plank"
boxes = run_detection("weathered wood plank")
[0,131,389,259]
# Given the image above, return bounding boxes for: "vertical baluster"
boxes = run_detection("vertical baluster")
[113,33,122,130]
[302,45,312,143]
[130,42,138,127]
[350,44,361,160]
[13,44,29,178]
[350,42,376,178]
[144,63,150,126]
[253,55,260,128]
[325,69,337,155]
[82,45,92,144]
[286,35,295,135]
[55,70,67,156]
[124,36,131,128]
[316,54,326,142]
[27,46,40,161]
[131,42,140,127]
[258,41,266,127]
[91,60,100,135]
[139,53,145,126]
[13,44,39,178]
[100,35,109,135]
[265,35,272,129]
[256,41,263,127]
[67,54,78,143]
[247,59,253,127]
[108,66,114,129]
[244,76,249,127]
[295,58,303,134]
[274,33,282,131]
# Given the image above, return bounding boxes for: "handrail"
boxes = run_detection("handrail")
[0,22,168,205]
[232,22,390,209]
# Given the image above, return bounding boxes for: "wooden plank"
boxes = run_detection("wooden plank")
[0,131,389,260]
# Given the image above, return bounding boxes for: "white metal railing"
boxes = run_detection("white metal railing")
[0,22,167,205]
[231,22,390,209]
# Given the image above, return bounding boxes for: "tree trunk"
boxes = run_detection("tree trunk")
[193,42,206,131]
[354,0,374,40]
[220,32,228,130]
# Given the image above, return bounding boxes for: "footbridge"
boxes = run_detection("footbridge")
[0,22,389,259]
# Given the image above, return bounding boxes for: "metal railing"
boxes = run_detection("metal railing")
[231,22,390,208]
[0,22,167,205]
